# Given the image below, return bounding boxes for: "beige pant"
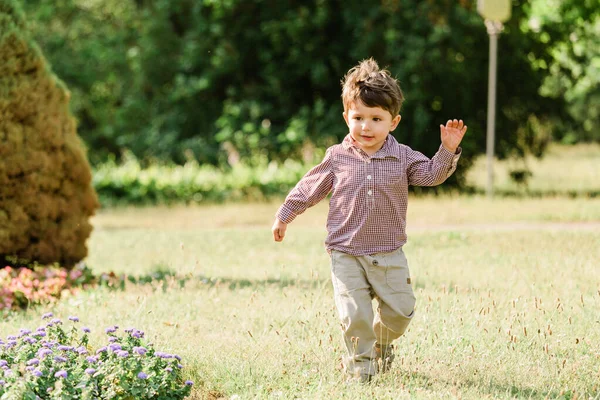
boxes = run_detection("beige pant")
[330,247,415,377]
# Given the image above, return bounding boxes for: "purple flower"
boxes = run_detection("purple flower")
[174,354,182,361]
[177,364,183,369]
[58,345,73,352]
[33,369,43,377]
[185,380,194,386]
[133,346,147,356]
[108,337,118,343]
[25,366,35,372]
[54,370,67,378]
[19,328,32,336]
[23,337,37,344]
[0,380,5,386]
[117,350,129,358]
[108,343,122,352]
[26,358,40,366]
[50,318,62,325]
[76,346,88,355]
[96,347,107,354]
[42,312,53,319]
[68,316,80,322]
[86,356,98,363]
[131,330,144,339]
[105,326,117,334]
[33,331,47,338]
[6,336,16,341]
[85,368,96,375]
[165,367,173,373]
[137,372,148,379]
[0,361,7,368]
[37,349,53,358]
[54,356,67,363]
[82,327,91,333]
[124,328,134,333]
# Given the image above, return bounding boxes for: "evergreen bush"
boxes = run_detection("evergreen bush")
[0,0,98,268]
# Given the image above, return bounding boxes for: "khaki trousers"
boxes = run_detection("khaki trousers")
[330,247,415,377]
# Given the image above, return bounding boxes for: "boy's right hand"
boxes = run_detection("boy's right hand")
[272,218,287,242]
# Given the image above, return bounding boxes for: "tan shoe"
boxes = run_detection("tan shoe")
[375,343,395,373]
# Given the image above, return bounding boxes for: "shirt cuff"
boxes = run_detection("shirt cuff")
[438,144,461,163]
[276,204,297,224]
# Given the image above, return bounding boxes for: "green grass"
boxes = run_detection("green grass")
[466,142,600,196]
[3,196,600,399]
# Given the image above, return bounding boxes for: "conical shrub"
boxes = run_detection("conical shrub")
[0,0,99,268]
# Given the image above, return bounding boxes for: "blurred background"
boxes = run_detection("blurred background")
[23,0,599,205]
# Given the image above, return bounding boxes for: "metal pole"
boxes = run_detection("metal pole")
[485,20,502,198]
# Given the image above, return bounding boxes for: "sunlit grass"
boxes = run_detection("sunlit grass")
[466,142,600,195]
[93,195,600,230]
[3,196,600,399]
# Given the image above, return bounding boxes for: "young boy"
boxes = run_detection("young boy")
[271,58,467,382]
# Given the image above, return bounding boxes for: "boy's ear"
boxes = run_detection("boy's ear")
[342,111,350,127]
[390,115,401,131]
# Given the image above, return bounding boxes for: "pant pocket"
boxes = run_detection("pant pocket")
[384,251,412,293]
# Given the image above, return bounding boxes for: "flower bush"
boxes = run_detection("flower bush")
[0,314,193,399]
[0,264,96,313]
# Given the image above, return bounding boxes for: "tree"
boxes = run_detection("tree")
[527,0,600,143]
[24,0,570,185]
[0,0,99,267]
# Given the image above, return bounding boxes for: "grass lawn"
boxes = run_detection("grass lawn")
[466,142,600,196]
[2,195,600,399]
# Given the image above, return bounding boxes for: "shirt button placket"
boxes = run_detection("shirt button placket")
[366,160,374,208]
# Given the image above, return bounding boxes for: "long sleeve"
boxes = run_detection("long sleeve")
[276,149,334,224]
[407,144,461,187]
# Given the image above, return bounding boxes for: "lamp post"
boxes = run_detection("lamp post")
[477,0,511,198]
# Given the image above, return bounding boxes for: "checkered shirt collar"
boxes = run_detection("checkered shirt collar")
[341,133,401,159]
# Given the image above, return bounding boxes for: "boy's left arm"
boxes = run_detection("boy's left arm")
[407,119,467,186]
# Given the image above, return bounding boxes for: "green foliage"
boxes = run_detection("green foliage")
[92,155,313,205]
[20,0,583,183]
[527,0,600,143]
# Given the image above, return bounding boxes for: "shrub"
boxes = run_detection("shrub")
[0,0,99,268]
[0,264,95,314]
[93,156,312,205]
[0,314,193,399]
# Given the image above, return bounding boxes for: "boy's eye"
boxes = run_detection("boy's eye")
[354,116,362,120]
[373,118,381,122]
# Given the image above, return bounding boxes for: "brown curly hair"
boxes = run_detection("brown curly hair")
[341,58,404,117]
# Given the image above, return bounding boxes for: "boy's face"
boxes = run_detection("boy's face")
[343,101,401,155]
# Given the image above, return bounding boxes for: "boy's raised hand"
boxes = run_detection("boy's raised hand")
[440,119,467,153]
[272,218,287,242]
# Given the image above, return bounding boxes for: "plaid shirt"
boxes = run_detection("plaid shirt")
[276,134,461,255]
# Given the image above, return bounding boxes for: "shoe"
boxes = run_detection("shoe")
[375,343,395,373]
[345,373,373,384]
[345,366,374,384]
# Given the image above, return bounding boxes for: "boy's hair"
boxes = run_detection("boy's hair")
[341,58,404,117]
